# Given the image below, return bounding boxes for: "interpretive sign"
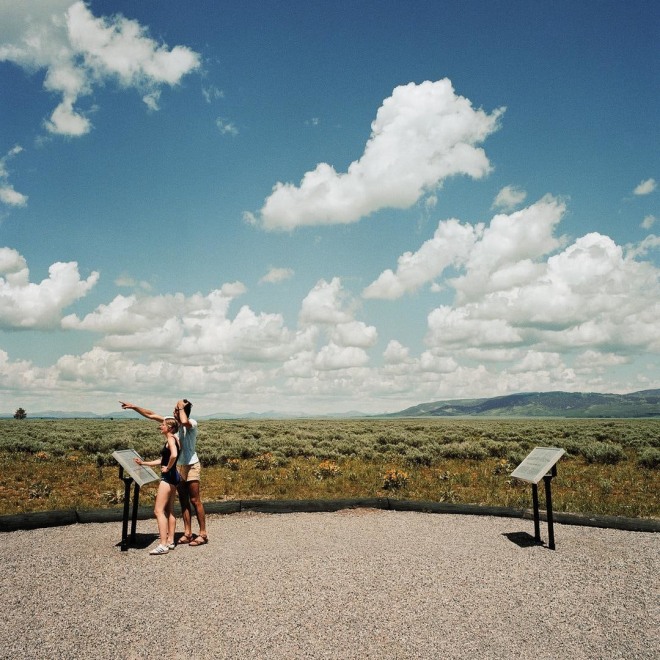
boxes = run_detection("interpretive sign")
[511,446,565,550]
[112,449,159,487]
[511,447,565,484]
[112,449,159,551]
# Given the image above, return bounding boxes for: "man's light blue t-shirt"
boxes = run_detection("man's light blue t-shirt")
[177,418,199,466]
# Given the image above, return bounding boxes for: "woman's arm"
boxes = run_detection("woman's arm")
[134,457,159,467]
[120,401,165,422]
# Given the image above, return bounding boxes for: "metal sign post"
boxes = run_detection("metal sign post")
[112,450,159,551]
[511,447,565,550]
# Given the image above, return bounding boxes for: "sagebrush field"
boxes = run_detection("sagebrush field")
[0,418,658,517]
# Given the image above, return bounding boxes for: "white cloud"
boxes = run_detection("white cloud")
[259,267,294,284]
[633,178,656,196]
[641,214,656,230]
[427,306,523,349]
[492,185,526,210]
[451,195,566,302]
[314,343,369,370]
[419,351,458,373]
[0,146,28,207]
[363,218,480,299]
[0,247,99,329]
[2,193,659,414]
[383,340,410,364]
[330,321,378,348]
[0,0,201,137]
[216,117,238,136]
[364,195,565,301]
[626,234,660,259]
[574,350,629,370]
[299,278,354,325]
[114,275,152,290]
[423,219,660,359]
[255,79,504,230]
[202,85,224,103]
[0,184,28,207]
[62,284,316,366]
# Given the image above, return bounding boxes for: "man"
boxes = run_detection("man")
[119,398,208,546]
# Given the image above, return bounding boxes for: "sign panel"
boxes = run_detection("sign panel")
[511,447,565,484]
[112,449,160,487]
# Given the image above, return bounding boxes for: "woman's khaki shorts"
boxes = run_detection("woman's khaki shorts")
[178,461,201,482]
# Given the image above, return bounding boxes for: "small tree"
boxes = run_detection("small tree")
[14,407,27,420]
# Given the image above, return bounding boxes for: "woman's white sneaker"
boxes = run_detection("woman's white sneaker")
[149,544,170,555]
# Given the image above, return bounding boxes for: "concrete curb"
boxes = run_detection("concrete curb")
[1,498,658,533]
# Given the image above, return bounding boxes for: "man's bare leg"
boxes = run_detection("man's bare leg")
[177,481,194,543]
[187,480,208,545]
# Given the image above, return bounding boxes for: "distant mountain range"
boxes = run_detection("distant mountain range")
[2,389,659,419]
[384,389,660,418]
[0,409,369,420]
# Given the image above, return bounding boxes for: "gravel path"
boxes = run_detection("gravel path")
[1,509,657,659]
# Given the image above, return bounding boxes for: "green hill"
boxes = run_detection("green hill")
[388,389,660,418]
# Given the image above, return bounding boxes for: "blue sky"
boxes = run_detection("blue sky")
[0,0,658,415]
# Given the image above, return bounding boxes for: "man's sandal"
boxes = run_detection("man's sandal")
[189,534,208,546]
[177,534,194,545]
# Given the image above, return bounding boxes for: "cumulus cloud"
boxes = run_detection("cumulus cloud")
[423,217,660,358]
[62,282,318,365]
[452,195,566,302]
[299,278,354,325]
[330,321,378,348]
[633,178,656,196]
[314,343,369,370]
[492,185,526,210]
[3,192,659,413]
[259,267,294,284]
[363,218,480,299]
[0,247,99,329]
[0,0,200,136]
[254,79,504,230]
[383,340,410,365]
[364,195,565,301]
[0,146,28,208]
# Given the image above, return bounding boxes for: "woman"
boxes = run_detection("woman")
[135,417,181,555]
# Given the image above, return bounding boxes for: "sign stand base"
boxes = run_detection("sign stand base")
[119,467,142,551]
[531,465,557,550]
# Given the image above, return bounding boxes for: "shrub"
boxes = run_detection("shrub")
[492,459,513,475]
[28,482,51,499]
[382,468,409,490]
[581,442,626,465]
[405,447,433,467]
[437,441,488,460]
[254,452,276,470]
[638,447,660,469]
[313,460,341,479]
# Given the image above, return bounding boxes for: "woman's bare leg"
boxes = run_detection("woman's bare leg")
[165,485,177,545]
[153,481,173,546]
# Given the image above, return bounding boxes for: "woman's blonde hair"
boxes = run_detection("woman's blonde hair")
[163,418,179,434]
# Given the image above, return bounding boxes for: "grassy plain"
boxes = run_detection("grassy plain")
[0,418,658,518]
